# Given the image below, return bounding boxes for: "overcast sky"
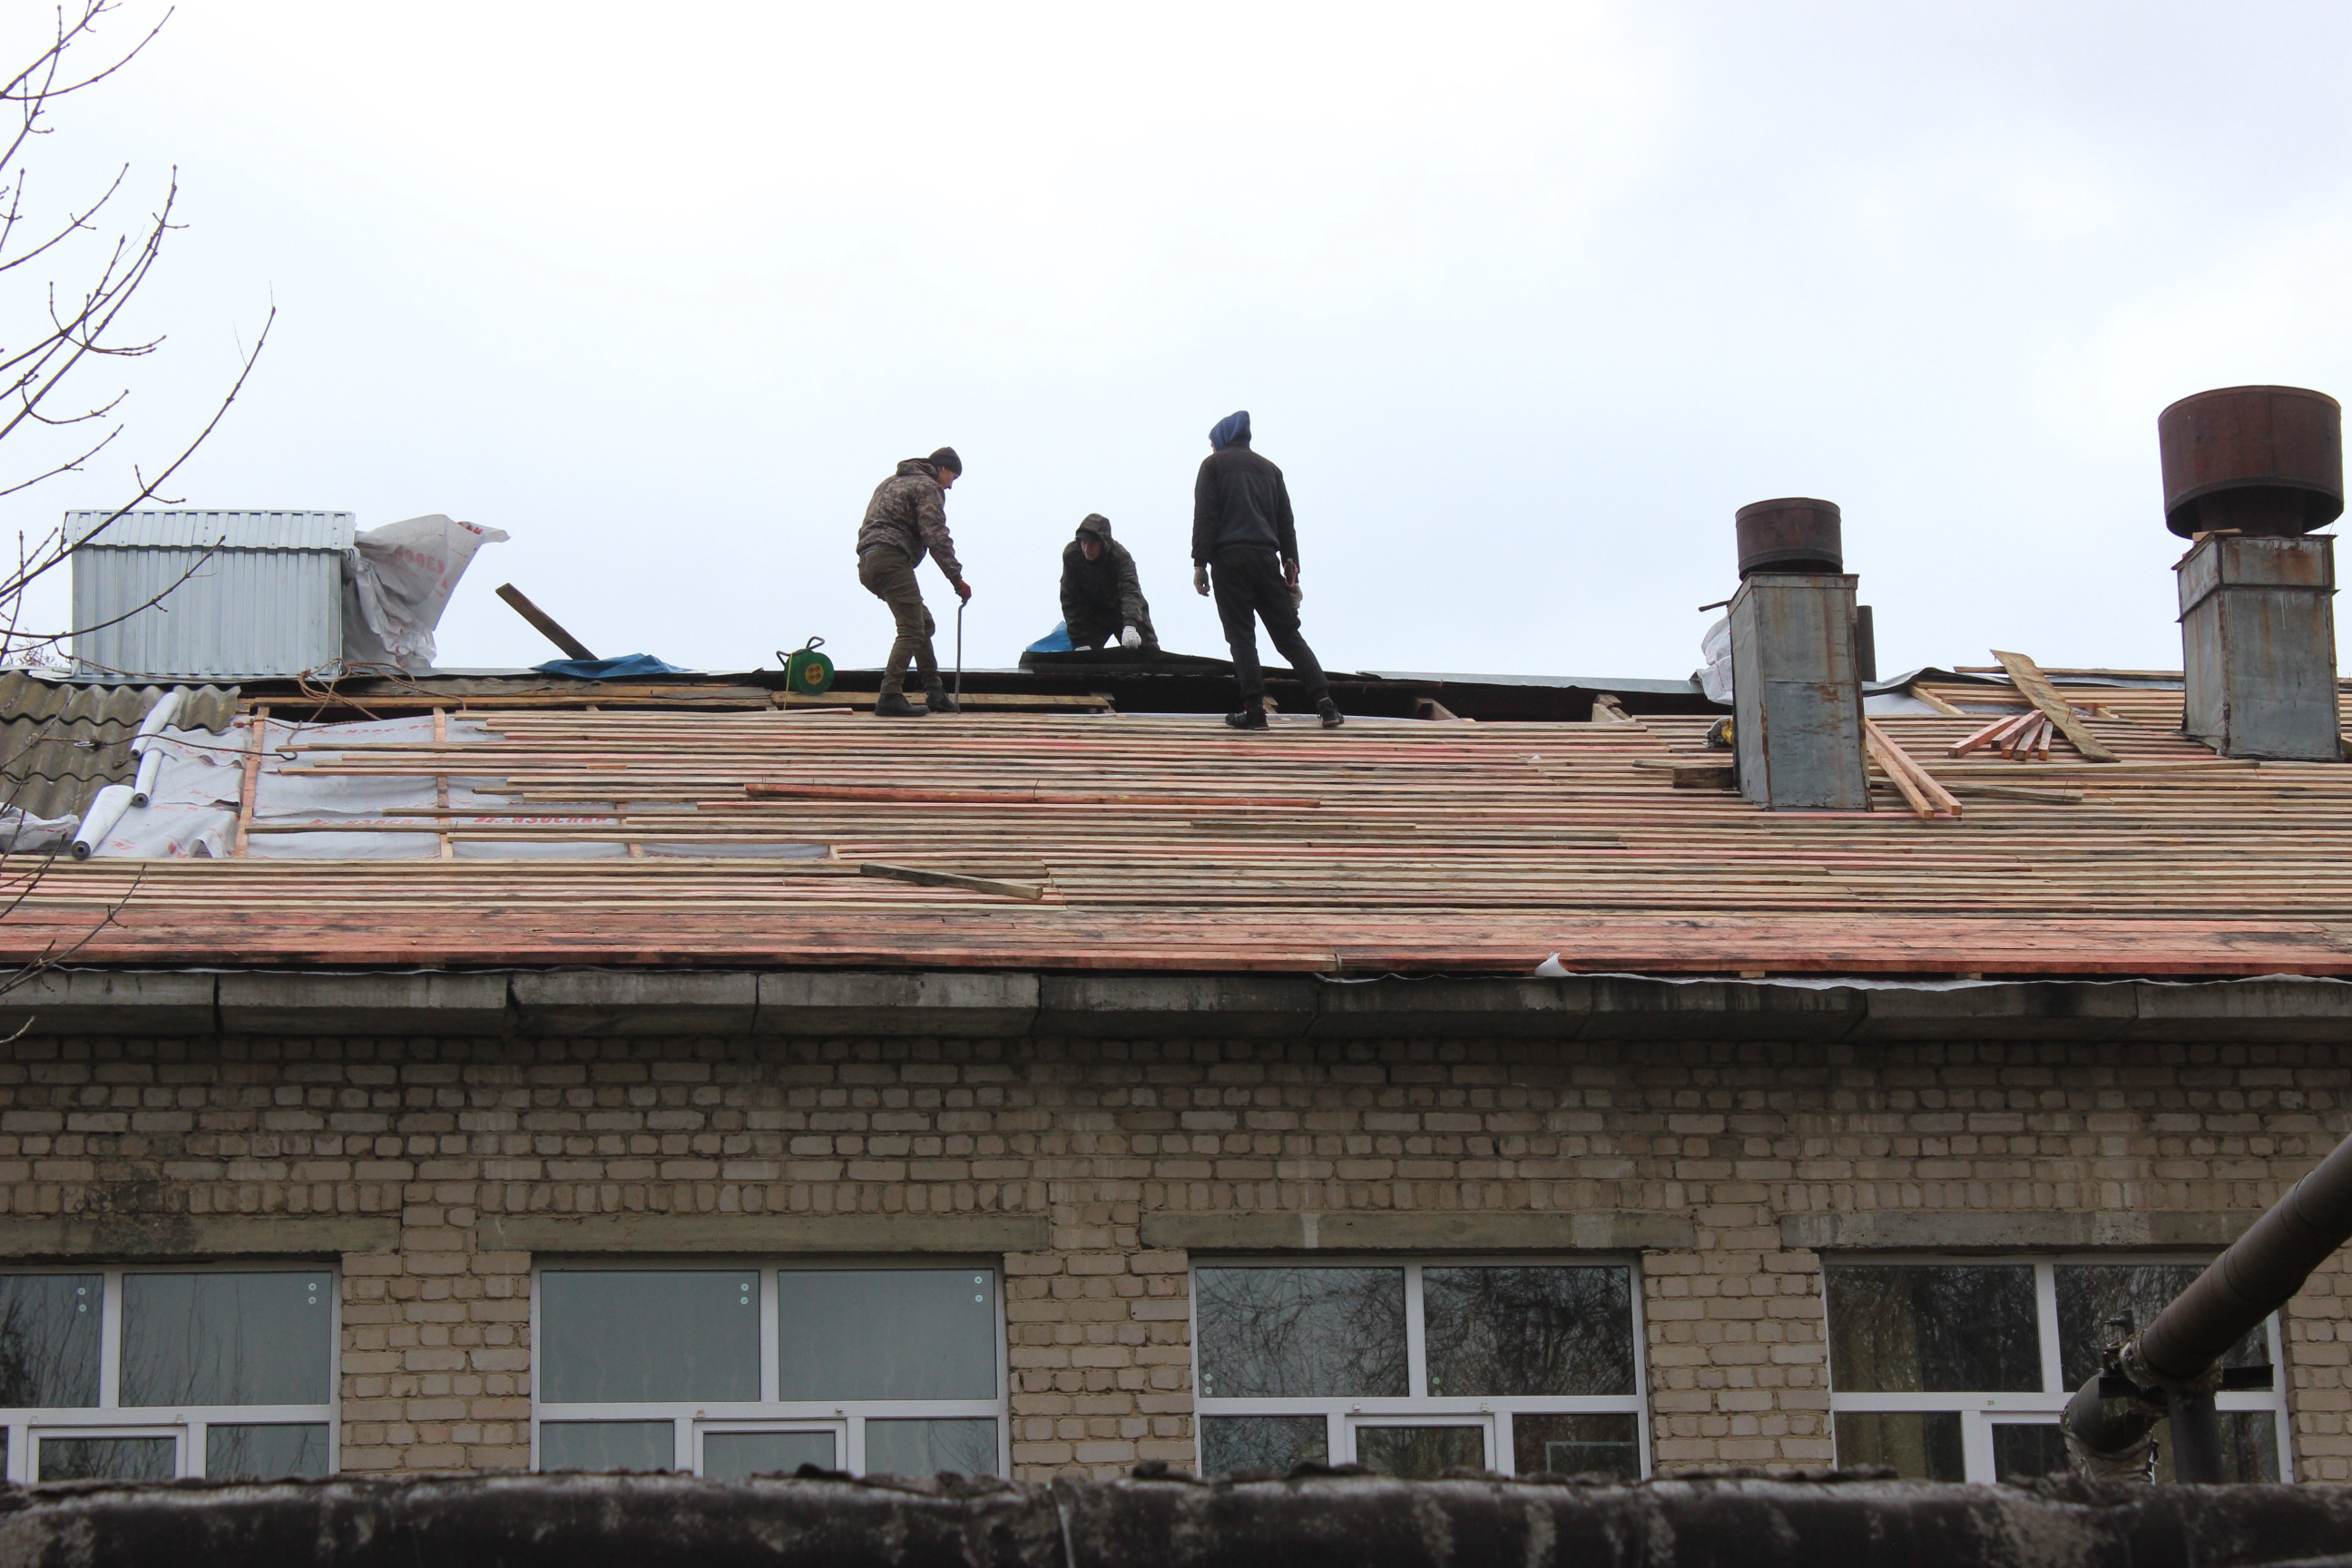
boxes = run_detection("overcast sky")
[10,1,2352,682]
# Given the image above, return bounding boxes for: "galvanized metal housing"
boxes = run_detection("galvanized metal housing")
[69,510,354,679]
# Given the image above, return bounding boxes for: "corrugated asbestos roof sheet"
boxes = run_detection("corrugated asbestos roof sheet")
[4,687,2352,977]
[0,672,240,819]
[65,510,355,552]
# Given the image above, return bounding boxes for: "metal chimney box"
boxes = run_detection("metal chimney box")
[69,510,354,679]
[2158,387,2344,761]
[1728,498,1870,811]
[2177,533,2339,759]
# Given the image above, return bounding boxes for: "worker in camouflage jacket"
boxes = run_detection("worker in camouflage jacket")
[1059,514,1158,653]
[856,446,970,716]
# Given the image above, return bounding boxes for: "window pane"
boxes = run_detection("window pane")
[1200,1415,1327,1478]
[1512,1412,1641,1479]
[121,1272,332,1406]
[1424,1267,1635,1396]
[1824,1265,2039,1392]
[1195,1268,1406,1399]
[2055,1264,2270,1390]
[1833,1411,1965,1481]
[703,1430,836,1480]
[0,1274,99,1409]
[775,1269,995,1401]
[207,1423,329,1480]
[538,1271,758,1403]
[538,1420,675,1472]
[864,1417,997,1478]
[1991,1423,2068,1480]
[1356,1425,1485,1479]
[40,1436,174,1481]
[2141,1412,2281,1484]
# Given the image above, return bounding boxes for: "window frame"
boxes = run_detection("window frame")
[1822,1253,2292,1483]
[528,1256,1011,1477]
[0,1262,340,1483]
[1187,1254,1651,1478]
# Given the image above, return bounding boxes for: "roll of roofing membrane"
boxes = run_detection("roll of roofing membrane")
[131,687,183,750]
[70,783,135,859]
[129,746,163,808]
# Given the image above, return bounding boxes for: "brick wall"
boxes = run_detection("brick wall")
[0,1032,2341,1481]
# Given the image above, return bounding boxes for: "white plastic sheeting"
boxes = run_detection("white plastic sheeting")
[1698,616,1733,705]
[342,514,510,671]
[78,711,832,860]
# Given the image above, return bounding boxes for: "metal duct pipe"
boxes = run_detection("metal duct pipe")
[2066,1126,2352,1481]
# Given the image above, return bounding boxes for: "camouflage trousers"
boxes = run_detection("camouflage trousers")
[858,547,937,696]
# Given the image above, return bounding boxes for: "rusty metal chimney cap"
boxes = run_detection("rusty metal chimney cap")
[1735,497,1843,577]
[2158,384,2344,537]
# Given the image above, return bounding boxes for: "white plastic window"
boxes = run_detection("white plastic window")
[530,1261,1007,1477]
[0,1266,337,1482]
[1823,1257,2290,1482]
[1190,1259,1649,1480]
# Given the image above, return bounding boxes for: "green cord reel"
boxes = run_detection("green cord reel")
[781,637,835,696]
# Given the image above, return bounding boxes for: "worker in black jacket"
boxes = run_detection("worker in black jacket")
[1191,410,1341,730]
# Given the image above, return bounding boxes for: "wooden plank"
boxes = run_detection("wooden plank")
[1864,720,1963,818]
[858,863,1047,902]
[1990,650,2121,762]
[233,707,269,858]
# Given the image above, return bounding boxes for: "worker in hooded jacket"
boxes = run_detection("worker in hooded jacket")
[1060,514,1158,653]
[1191,411,1342,730]
[856,446,970,717]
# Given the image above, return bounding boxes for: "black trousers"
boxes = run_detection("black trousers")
[1210,546,1329,706]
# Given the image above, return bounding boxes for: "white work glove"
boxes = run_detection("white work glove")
[1120,625,1141,650]
[1290,583,1305,608]
[1193,565,1210,596]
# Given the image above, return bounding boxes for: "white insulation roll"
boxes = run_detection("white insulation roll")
[70,784,135,860]
[131,687,183,750]
[129,747,164,808]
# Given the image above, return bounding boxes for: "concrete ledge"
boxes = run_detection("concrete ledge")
[1037,975,1318,1038]
[1141,1210,1695,1253]
[755,972,1038,1037]
[480,1212,1052,1254]
[19,967,2352,1044]
[218,972,509,1035]
[1779,1210,2262,1252]
[513,970,756,1036]
[0,1214,398,1258]
[0,971,216,1036]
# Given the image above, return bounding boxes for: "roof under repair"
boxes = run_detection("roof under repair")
[0,657,2343,979]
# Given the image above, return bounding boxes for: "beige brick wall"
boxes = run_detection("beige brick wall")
[0,1033,2339,1480]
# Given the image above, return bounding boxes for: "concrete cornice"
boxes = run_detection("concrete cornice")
[4,967,2351,1043]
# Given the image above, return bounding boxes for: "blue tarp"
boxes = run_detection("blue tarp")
[1024,622,1073,653]
[533,654,685,680]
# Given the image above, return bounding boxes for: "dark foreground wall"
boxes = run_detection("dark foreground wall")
[4,1470,2352,1568]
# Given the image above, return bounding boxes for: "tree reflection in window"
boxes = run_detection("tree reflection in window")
[1825,1265,2040,1393]
[1195,1268,1407,1399]
[1424,1267,1635,1397]
[2054,1264,2269,1388]
[0,1275,99,1409]
[120,1273,331,1407]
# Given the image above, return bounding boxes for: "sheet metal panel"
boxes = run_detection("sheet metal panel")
[65,510,353,552]
[71,510,350,679]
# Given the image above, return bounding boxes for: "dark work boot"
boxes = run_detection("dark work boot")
[923,681,959,715]
[1224,705,1269,730]
[1318,698,1345,729]
[874,691,925,717]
